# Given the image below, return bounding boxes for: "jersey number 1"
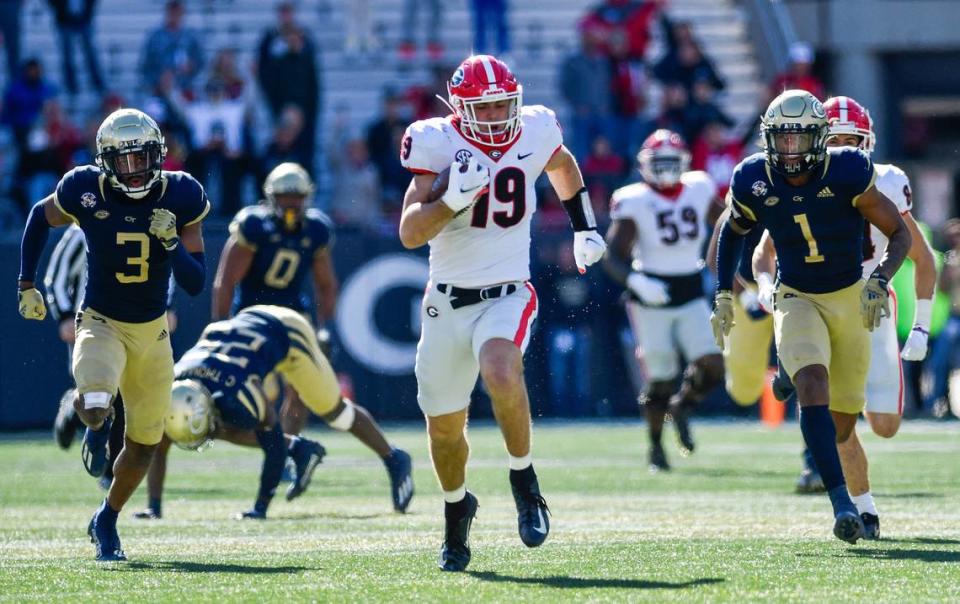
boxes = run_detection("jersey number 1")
[793,214,825,263]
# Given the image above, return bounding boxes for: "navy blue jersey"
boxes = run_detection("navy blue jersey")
[229,205,333,314]
[175,309,292,430]
[736,227,765,284]
[54,166,209,322]
[728,148,875,294]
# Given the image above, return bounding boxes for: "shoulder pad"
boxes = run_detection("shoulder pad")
[401,118,454,174]
[162,171,210,226]
[521,104,563,150]
[875,163,912,213]
[610,183,648,219]
[229,205,271,247]
[305,208,334,248]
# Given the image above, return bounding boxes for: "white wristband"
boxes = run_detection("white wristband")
[914,298,933,331]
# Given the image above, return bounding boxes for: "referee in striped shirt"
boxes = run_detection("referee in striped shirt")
[48,226,178,492]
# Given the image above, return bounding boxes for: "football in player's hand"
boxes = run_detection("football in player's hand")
[426,166,452,203]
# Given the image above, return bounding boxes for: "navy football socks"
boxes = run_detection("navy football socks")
[799,405,853,512]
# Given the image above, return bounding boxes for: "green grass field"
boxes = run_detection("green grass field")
[2,420,960,602]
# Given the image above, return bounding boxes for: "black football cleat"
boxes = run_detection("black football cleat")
[861,513,880,540]
[81,418,113,478]
[132,508,161,520]
[795,468,826,494]
[438,492,478,572]
[285,439,326,501]
[88,509,126,562]
[669,402,695,456]
[833,508,865,544]
[511,469,550,548]
[384,448,414,513]
[237,509,267,520]
[53,388,80,450]
[649,443,671,473]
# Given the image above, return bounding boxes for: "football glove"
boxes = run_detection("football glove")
[573,230,606,274]
[18,287,46,320]
[627,273,670,306]
[441,157,490,213]
[900,326,930,361]
[149,208,179,250]
[860,272,890,331]
[710,290,735,350]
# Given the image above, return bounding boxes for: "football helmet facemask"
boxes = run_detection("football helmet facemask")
[824,95,875,154]
[445,54,523,147]
[761,89,829,176]
[638,129,690,189]
[165,380,216,451]
[263,162,314,231]
[96,108,167,199]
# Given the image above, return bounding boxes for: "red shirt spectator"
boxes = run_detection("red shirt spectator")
[579,0,662,60]
[691,121,744,198]
[583,136,626,209]
[769,42,825,100]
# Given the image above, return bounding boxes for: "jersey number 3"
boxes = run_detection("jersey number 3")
[116,232,150,283]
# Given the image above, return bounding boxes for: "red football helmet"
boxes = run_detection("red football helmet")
[824,96,875,153]
[447,55,523,147]
[638,129,690,188]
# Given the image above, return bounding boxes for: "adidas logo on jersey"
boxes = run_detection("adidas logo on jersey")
[817,187,835,198]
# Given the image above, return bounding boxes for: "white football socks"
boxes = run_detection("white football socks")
[443,485,466,504]
[851,491,878,516]
[509,454,532,471]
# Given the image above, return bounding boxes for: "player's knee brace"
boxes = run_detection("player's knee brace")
[325,398,356,431]
[74,391,113,426]
[640,381,673,412]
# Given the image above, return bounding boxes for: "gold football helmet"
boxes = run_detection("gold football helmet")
[165,380,216,451]
[760,89,828,176]
[263,162,314,230]
[95,108,167,199]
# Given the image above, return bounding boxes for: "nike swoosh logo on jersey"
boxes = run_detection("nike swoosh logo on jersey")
[533,508,547,534]
[459,184,483,194]
[518,152,533,160]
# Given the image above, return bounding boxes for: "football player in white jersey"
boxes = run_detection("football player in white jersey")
[603,130,725,471]
[753,95,937,538]
[398,54,606,572]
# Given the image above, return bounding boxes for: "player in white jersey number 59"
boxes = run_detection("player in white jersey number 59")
[398,54,606,572]
[602,130,725,472]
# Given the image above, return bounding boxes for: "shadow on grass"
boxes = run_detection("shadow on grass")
[875,492,943,499]
[165,487,235,497]
[274,511,388,521]
[843,547,960,563]
[681,467,788,480]
[882,537,960,546]
[467,571,725,590]
[113,561,312,574]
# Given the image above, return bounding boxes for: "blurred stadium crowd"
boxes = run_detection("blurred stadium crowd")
[0,0,958,420]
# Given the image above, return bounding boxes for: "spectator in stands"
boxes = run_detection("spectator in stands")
[184,78,249,217]
[582,135,625,207]
[1,58,58,213]
[327,108,382,228]
[210,48,248,101]
[579,0,662,61]
[923,219,960,414]
[654,81,688,140]
[140,0,205,98]
[682,76,733,144]
[405,65,451,121]
[20,100,84,204]
[471,0,510,58]
[652,12,724,95]
[560,26,613,162]
[769,41,824,101]
[0,0,23,80]
[259,104,308,184]
[366,88,411,214]
[345,0,377,59]
[690,118,744,198]
[257,1,320,174]
[141,70,190,146]
[608,32,655,159]
[47,0,105,94]
[398,0,443,62]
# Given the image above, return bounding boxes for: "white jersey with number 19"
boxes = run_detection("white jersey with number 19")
[861,162,912,278]
[400,105,563,288]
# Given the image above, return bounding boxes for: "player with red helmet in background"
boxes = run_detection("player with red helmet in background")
[751,95,936,539]
[603,129,725,472]
[398,54,606,572]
